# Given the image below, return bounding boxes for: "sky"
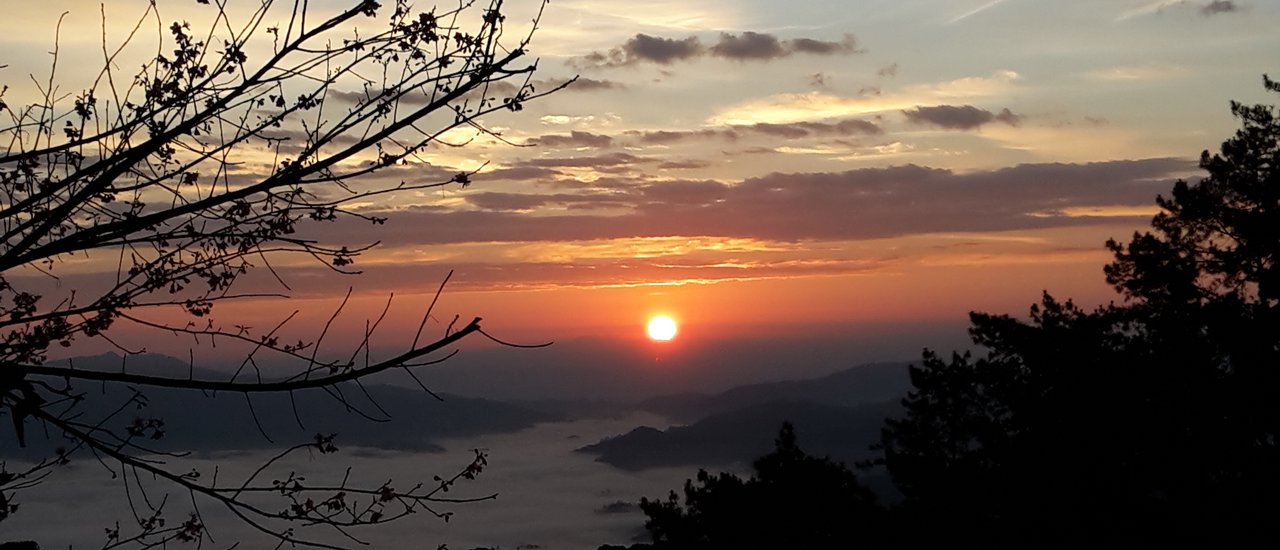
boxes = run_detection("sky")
[3,0,1279,392]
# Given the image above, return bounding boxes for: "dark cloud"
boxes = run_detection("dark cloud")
[572,32,859,69]
[637,179,727,205]
[629,128,736,144]
[308,158,1191,247]
[747,123,810,139]
[571,34,704,69]
[902,105,1022,130]
[627,34,705,63]
[464,191,626,212]
[877,63,899,78]
[1200,1,1239,15]
[464,192,553,211]
[560,78,625,91]
[787,34,859,55]
[710,32,786,60]
[479,166,562,181]
[1143,1,1243,17]
[657,159,713,170]
[995,109,1022,126]
[532,131,614,148]
[523,152,649,169]
[747,119,883,138]
[623,119,881,145]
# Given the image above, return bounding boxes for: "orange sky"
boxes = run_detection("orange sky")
[6,1,1278,387]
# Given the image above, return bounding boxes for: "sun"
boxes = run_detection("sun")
[647,315,678,342]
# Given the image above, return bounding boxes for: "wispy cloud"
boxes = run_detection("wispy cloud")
[1081,65,1192,82]
[708,71,1020,125]
[948,0,1012,25]
[1116,1,1189,21]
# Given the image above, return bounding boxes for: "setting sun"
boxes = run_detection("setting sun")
[647,316,678,341]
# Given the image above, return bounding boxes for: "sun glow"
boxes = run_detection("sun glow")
[647,316,678,341]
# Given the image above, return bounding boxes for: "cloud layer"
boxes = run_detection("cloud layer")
[318,158,1191,249]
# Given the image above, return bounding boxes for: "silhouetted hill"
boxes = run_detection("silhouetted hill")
[576,400,898,471]
[46,352,234,381]
[637,362,909,422]
[5,353,559,457]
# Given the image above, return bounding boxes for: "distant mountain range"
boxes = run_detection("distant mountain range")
[575,362,911,470]
[7,353,914,474]
[576,400,899,471]
[636,362,909,422]
[4,353,560,458]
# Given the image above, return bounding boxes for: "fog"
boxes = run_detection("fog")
[4,414,707,550]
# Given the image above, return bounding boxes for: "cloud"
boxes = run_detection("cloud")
[787,35,859,55]
[708,32,858,60]
[1200,0,1239,15]
[709,70,1020,125]
[302,158,1191,248]
[948,0,1010,24]
[504,78,626,94]
[325,77,624,112]
[562,78,626,91]
[1081,65,1191,82]
[746,119,884,137]
[657,159,713,170]
[1115,1,1242,21]
[619,118,882,146]
[480,166,563,182]
[902,105,1022,130]
[630,128,736,144]
[31,159,1195,296]
[709,31,785,60]
[571,32,859,69]
[571,34,703,68]
[532,131,614,148]
[464,191,627,212]
[621,34,704,63]
[523,152,649,169]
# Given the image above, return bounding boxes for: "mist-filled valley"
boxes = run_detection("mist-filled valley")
[3,353,910,549]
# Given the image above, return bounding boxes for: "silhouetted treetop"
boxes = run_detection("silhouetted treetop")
[880,76,1280,549]
[1106,75,1280,309]
[631,423,885,550]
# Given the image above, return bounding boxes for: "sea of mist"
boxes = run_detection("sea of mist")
[3,414,702,550]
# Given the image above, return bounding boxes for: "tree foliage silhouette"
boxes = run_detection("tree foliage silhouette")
[0,0,560,547]
[621,423,884,550]
[880,76,1280,549]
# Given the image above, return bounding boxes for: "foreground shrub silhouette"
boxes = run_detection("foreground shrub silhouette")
[603,423,885,550]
